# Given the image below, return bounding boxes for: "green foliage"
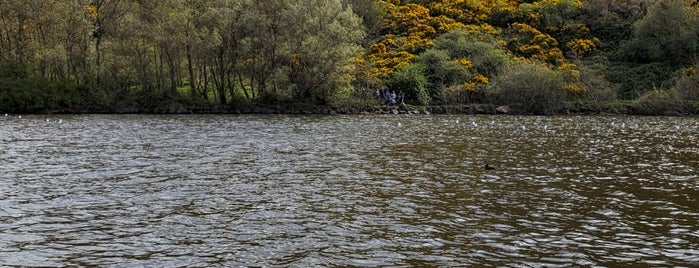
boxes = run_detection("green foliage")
[344,0,385,42]
[544,0,582,24]
[579,0,645,52]
[522,0,581,28]
[617,0,699,64]
[565,60,620,113]
[606,62,675,98]
[417,29,511,104]
[671,65,699,113]
[673,73,699,103]
[432,30,511,77]
[0,76,81,113]
[0,60,29,79]
[419,49,471,94]
[2,0,699,114]
[285,0,366,104]
[491,62,567,114]
[631,89,685,115]
[386,63,430,105]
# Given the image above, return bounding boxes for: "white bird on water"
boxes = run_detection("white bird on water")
[470,121,478,128]
[673,124,680,131]
[518,125,526,131]
[396,122,402,128]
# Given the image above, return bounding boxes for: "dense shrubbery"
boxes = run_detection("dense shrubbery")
[386,64,430,105]
[565,62,621,113]
[623,64,699,115]
[674,69,699,103]
[370,0,699,115]
[0,75,81,113]
[671,66,699,114]
[491,62,568,115]
[631,89,685,115]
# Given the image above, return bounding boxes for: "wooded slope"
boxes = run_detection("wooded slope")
[1,0,697,114]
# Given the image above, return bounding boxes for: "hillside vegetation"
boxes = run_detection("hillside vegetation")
[1,0,698,114]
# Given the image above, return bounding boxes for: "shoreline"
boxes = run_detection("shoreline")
[20,102,695,116]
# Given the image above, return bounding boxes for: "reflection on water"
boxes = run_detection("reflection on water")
[1,114,698,266]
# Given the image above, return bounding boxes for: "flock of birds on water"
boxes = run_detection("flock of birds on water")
[2,112,684,133]
[393,118,685,171]
[395,118,681,132]
[1,113,688,171]
[2,112,685,133]
[4,113,63,123]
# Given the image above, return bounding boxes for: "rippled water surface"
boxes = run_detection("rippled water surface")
[1,114,698,267]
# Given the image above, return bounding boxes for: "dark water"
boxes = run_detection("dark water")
[1,114,697,267]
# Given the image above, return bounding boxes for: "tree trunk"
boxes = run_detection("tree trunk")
[165,46,177,96]
[237,72,250,99]
[95,36,101,87]
[186,42,197,100]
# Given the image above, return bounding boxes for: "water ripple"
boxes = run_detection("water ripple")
[1,114,698,266]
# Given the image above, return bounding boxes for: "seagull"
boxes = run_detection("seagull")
[620,122,626,129]
[58,119,63,124]
[489,120,495,125]
[454,119,460,125]
[539,124,548,130]
[673,124,680,131]
[470,121,478,128]
[396,122,402,128]
[518,125,526,131]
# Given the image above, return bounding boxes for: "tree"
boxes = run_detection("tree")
[618,0,699,64]
[342,0,385,42]
[0,0,34,75]
[86,0,127,88]
[0,0,91,112]
[580,0,649,48]
[285,0,365,103]
[366,2,462,79]
[386,63,429,105]
[418,29,511,104]
[182,0,216,101]
[492,61,568,115]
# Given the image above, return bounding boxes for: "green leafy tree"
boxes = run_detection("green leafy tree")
[432,30,510,78]
[580,0,648,49]
[285,0,365,103]
[418,30,511,104]
[418,48,470,103]
[86,0,128,88]
[618,0,699,64]
[386,63,430,105]
[492,61,568,114]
